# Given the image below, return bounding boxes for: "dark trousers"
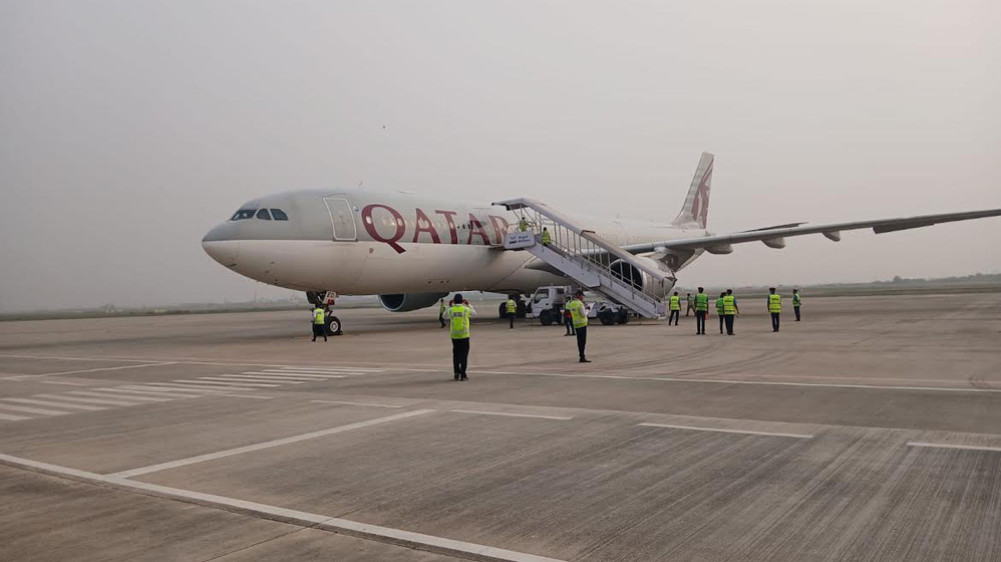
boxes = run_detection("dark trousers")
[575,326,587,358]
[451,337,470,377]
[718,314,725,334]
[695,311,706,334]
[724,314,735,335]
[439,313,446,328]
[771,313,780,332]
[565,316,575,335]
[794,306,801,321]
[668,310,680,325]
[312,324,327,341]
[508,312,515,329]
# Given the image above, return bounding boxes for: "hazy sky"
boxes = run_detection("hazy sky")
[2,1,999,312]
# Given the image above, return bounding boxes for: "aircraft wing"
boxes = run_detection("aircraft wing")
[621,208,1001,255]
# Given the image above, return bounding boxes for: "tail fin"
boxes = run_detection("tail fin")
[671,152,714,229]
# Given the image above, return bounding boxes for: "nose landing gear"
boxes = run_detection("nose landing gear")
[307,291,344,336]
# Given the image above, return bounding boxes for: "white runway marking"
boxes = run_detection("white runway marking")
[218,393,274,400]
[450,409,573,421]
[244,371,337,379]
[190,378,279,388]
[30,362,178,378]
[123,384,229,394]
[652,377,1001,394]
[282,366,385,372]
[209,375,305,384]
[101,388,198,399]
[3,398,106,411]
[244,371,345,379]
[639,422,814,439]
[907,441,1001,453]
[156,382,263,392]
[0,453,566,562]
[73,390,172,402]
[0,412,30,421]
[311,400,404,409]
[109,409,435,478]
[39,380,87,386]
[38,394,139,407]
[0,403,69,416]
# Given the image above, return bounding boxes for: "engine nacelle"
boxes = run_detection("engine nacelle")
[608,257,675,300]
[378,292,449,312]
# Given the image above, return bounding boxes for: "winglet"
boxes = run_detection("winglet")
[672,152,714,229]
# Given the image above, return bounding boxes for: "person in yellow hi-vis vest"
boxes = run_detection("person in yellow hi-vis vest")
[541,227,552,245]
[723,289,739,335]
[566,290,591,363]
[716,292,726,335]
[768,287,782,332]
[694,287,709,335]
[668,291,681,326]
[311,305,327,342]
[506,295,517,329]
[447,294,476,380]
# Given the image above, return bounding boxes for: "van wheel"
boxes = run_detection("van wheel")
[615,309,630,324]
[598,309,616,325]
[325,316,342,336]
[539,309,555,326]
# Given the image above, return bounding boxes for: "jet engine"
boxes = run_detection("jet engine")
[378,292,450,312]
[608,256,675,300]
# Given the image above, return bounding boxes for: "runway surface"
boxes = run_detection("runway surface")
[1,293,1000,561]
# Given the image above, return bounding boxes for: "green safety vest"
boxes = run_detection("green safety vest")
[669,295,681,310]
[506,299,517,313]
[566,299,588,328]
[695,293,709,311]
[541,230,552,244]
[519,219,528,231]
[793,293,801,306]
[715,297,725,314]
[313,308,325,325]
[449,305,471,339]
[768,293,782,313]
[723,295,736,315]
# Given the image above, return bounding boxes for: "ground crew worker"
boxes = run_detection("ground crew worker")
[723,289,739,335]
[668,291,681,325]
[566,290,590,362]
[518,216,528,232]
[541,227,552,245]
[768,287,782,332]
[793,288,802,321]
[506,295,517,329]
[447,294,475,380]
[716,292,726,334]
[694,287,709,335]
[311,305,327,342]
[438,298,447,328]
[563,301,575,336]
[686,293,695,317]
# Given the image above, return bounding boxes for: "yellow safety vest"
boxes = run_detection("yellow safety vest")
[793,293,801,306]
[566,299,588,328]
[695,293,709,311]
[723,295,736,315]
[449,305,471,339]
[669,295,681,311]
[768,293,782,313]
[518,219,528,232]
[313,308,325,325]
[506,299,517,313]
[715,297,725,314]
[541,230,552,244]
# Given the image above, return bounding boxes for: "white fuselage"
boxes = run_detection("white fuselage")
[202,189,706,296]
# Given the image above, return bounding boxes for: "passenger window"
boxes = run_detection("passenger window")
[230,209,256,221]
[270,209,289,221]
[256,209,272,220]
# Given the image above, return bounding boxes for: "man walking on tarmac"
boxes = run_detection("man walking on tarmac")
[447,294,475,380]
[563,301,575,336]
[723,289,739,335]
[694,287,709,335]
[793,288,802,321]
[566,290,591,362]
[438,298,447,329]
[686,293,696,317]
[311,304,327,342]
[668,291,681,326]
[716,292,726,334]
[506,295,517,329]
[768,287,782,332]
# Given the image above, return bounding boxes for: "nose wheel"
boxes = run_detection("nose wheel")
[325,315,342,336]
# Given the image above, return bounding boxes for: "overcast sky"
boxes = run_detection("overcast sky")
[1,1,999,312]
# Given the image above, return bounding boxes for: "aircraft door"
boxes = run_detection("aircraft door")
[324,197,357,241]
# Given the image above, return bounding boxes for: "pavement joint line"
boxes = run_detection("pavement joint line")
[4,398,106,411]
[450,409,574,421]
[0,453,565,562]
[638,422,814,439]
[907,441,1001,452]
[108,409,437,479]
[7,361,180,380]
[311,400,405,409]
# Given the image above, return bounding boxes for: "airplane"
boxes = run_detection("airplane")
[202,153,1001,334]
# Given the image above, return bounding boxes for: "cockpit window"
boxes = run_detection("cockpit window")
[270,209,289,221]
[256,209,272,220]
[230,208,256,221]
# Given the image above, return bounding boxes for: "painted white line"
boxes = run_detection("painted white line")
[39,380,88,386]
[30,362,178,378]
[123,384,228,394]
[244,371,345,379]
[76,391,173,402]
[110,409,436,478]
[4,398,106,411]
[101,388,198,399]
[450,409,573,421]
[243,371,337,379]
[639,422,814,439]
[0,403,69,416]
[0,412,31,421]
[218,393,274,400]
[207,375,305,384]
[38,394,140,407]
[652,377,1001,394]
[311,400,404,409]
[189,378,280,388]
[0,453,565,562]
[907,441,1001,453]
[281,366,384,372]
[157,382,263,392]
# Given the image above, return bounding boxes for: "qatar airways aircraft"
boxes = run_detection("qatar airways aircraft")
[202,153,1001,332]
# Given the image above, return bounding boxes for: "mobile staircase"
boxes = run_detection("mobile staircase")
[493,198,671,318]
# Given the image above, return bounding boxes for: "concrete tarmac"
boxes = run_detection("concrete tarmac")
[1,293,1000,561]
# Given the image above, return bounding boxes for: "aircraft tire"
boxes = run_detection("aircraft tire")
[615,308,630,324]
[325,315,343,336]
[598,309,616,326]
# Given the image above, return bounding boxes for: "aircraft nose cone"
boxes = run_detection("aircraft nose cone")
[202,223,240,266]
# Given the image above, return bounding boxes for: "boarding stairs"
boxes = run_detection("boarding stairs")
[493,198,670,318]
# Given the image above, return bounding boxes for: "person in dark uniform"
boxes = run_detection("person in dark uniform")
[563,301,575,336]
[446,294,475,380]
[686,293,695,317]
[793,289,802,321]
[566,290,590,362]
[438,298,447,328]
[716,292,726,335]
